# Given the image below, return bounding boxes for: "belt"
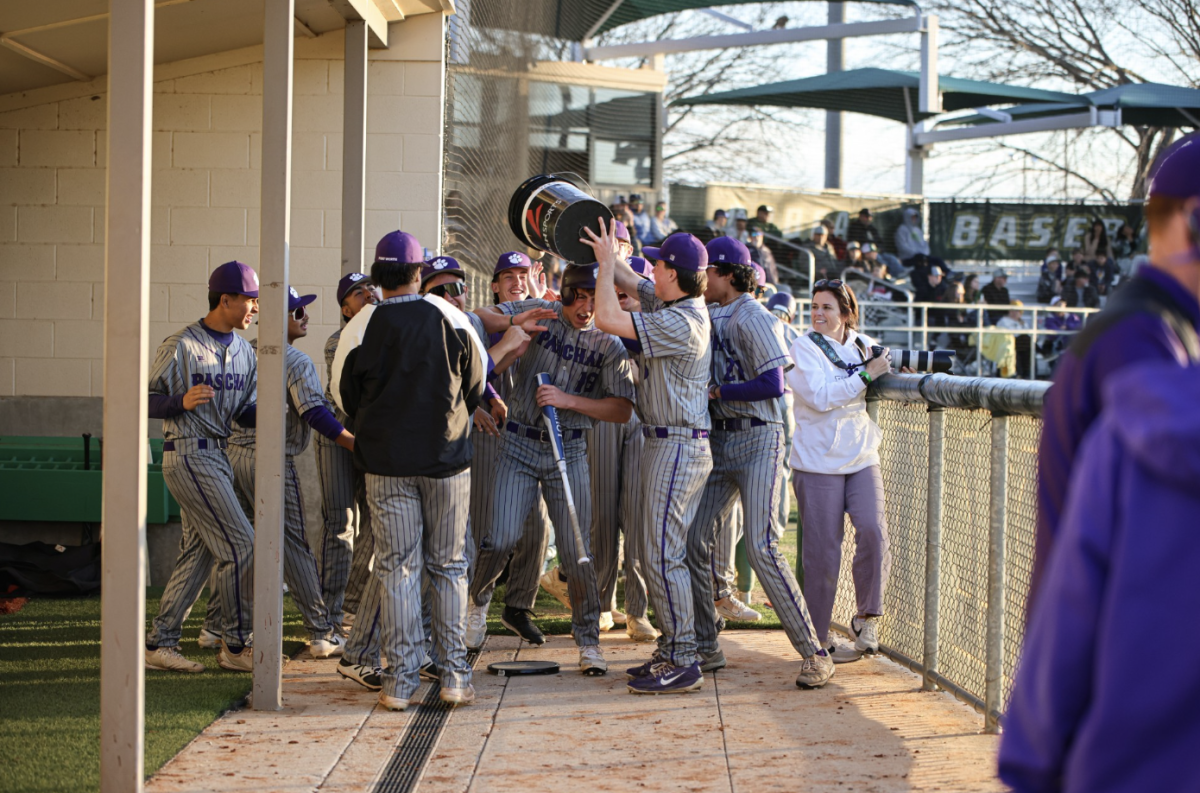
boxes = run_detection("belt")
[711,418,768,432]
[505,421,585,444]
[642,426,710,440]
[162,438,228,453]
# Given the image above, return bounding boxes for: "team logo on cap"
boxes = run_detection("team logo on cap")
[669,254,676,261]
[349,273,365,282]
[509,253,523,264]
[289,286,299,298]
[592,266,599,280]
[432,258,451,270]
[718,254,726,261]
[251,270,260,286]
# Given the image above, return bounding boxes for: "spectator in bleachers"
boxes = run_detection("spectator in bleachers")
[628,194,651,243]
[998,300,1034,378]
[843,241,864,270]
[821,219,848,261]
[803,225,840,279]
[1082,218,1113,262]
[730,209,750,243]
[1037,256,1065,303]
[895,207,949,274]
[701,209,729,242]
[963,273,983,305]
[933,280,975,364]
[847,207,882,249]
[982,269,1012,324]
[642,202,677,246]
[1092,252,1118,296]
[1065,267,1100,309]
[1041,249,1061,273]
[747,204,781,238]
[914,261,946,304]
[1069,246,1086,271]
[747,228,779,285]
[1113,221,1141,276]
[1041,296,1081,358]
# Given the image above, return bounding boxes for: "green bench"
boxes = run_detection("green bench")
[0,436,182,524]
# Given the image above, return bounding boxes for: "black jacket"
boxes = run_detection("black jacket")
[341,297,484,478]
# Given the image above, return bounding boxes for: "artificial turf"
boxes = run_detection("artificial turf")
[0,587,309,793]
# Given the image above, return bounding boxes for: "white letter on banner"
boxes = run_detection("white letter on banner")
[1103,217,1124,238]
[1028,216,1055,248]
[1063,217,1089,249]
[989,215,1019,249]
[833,211,849,237]
[951,214,981,247]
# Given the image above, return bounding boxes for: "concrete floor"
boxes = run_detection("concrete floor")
[145,631,1003,793]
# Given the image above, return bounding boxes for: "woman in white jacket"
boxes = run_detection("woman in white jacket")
[788,280,893,663]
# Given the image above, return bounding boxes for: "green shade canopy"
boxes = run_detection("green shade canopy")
[471,0,915,42]
[672,68,1083,124]
[942,82,1200,128]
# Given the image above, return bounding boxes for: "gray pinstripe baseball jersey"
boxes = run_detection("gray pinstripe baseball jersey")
[686,294,820,660]
[229,341,326,454]
[147,321,257,650]
[627,280,713,669]
[472,299,635,646]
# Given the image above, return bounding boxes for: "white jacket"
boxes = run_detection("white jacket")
[786,328,882,475]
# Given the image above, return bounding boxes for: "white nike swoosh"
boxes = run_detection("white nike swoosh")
[660,670,688,686]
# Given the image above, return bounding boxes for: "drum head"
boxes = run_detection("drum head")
[487,660,560,676]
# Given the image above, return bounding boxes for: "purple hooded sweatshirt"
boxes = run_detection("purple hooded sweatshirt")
[1000,361,1200,793]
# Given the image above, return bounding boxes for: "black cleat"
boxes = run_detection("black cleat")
[500,606,546,645]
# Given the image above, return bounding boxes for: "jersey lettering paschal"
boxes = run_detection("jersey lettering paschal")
[149,321,257,441]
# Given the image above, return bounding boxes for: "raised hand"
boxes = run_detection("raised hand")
[529,261,547,299]
[182,384,215,411]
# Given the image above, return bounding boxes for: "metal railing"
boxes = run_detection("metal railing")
[827,372,1047,733]
[793,299,1102,380]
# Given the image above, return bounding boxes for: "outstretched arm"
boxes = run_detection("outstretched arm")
[581,218,637,340]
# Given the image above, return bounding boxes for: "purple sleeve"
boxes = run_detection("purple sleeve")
[622,336,643,355]
[717,367,784,402]
[235,404,257,429]
[484,381,500,403]
[148,393,186,419]
[301,405,345,440]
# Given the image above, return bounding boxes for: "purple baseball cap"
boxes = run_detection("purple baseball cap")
[766,291,796,317]
[374,230,424,264]
[421,255,465,285]
[628,256,654,280]
[641,233,708,272]
[1149,134,1200,199]
[336,272,372,305]
[751,262,767,287]
[288,286,317,313]
[208,261,259,297]
[494,251,532,275]
[706,236,751,266]
[614,221,631,242]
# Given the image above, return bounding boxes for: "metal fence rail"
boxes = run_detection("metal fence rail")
[828,372,1048,733]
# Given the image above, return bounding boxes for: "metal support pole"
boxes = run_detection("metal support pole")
[906,142,925,196]
[100,0,153,787]
[824,2,844,190]
[253,0,295,710]
[923,406,945,691]
[341,20,367,276]
[985,412,1009,733]
[918,15,939,115]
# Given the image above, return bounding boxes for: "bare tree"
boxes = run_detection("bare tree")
[929,0,1199,199]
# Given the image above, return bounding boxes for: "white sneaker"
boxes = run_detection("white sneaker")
[598,611,615,632]
[310,633,346,659]
[852,616,879,654]
[197,628,222,649]
[217,640,254,672]
[539,569,571,609]
[378,692,409,711]
[736,590,753,606]
[579,645,608,676]
[715,595,761,622]
[145,646,205,673]
[440,684,476,706]
[465,603,489,650]
[610,609,628,626]
[625,615,659,642]
[796,652,835,689]
[827,640,862,664]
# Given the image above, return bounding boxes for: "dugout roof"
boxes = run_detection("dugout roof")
[939,82,1200,129]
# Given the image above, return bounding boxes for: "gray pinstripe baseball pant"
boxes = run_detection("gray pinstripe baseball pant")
[471,432,601,646]
[640,433,713,667]
[711,502,742,601]
[314,438,375,620]
[688,425,820,658]
[588,417,650,618]
[149,449,254,649]
[363,470,473,700]
[778,393,795,532]
[224,444,336,642]
[468,428,549,611]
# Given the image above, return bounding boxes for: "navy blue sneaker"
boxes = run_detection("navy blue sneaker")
[627,661,703,695]
[626,653,663,680]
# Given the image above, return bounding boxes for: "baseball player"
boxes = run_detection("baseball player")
[469,264,636,676]
[467,252,555,646]
[584,225,714,695]
[338,231,487,710]
[766,292,802,586]
[144,261,261,673]
[315,272,378,634]
[687,237,833,689]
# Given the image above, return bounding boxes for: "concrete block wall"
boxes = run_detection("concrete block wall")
[0,13,446,397]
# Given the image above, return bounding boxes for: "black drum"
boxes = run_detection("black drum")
[508,174,614,264]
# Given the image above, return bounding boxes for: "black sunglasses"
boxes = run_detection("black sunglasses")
[813,279,845,290]
[430,281,466,299]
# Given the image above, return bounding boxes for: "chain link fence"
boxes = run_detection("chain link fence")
[828,373,1047,733]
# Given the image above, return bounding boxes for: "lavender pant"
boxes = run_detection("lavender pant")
[792,466,890,644]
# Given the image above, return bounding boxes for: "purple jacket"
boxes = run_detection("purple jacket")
[1035,268,1200,592]
[1043,314,1081,333]
[1000,361,1200,793]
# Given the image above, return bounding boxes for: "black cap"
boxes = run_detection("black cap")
[859,207,872,215]
[757,204,773,214]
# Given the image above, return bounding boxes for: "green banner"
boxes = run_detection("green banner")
[929,201,1143,261]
